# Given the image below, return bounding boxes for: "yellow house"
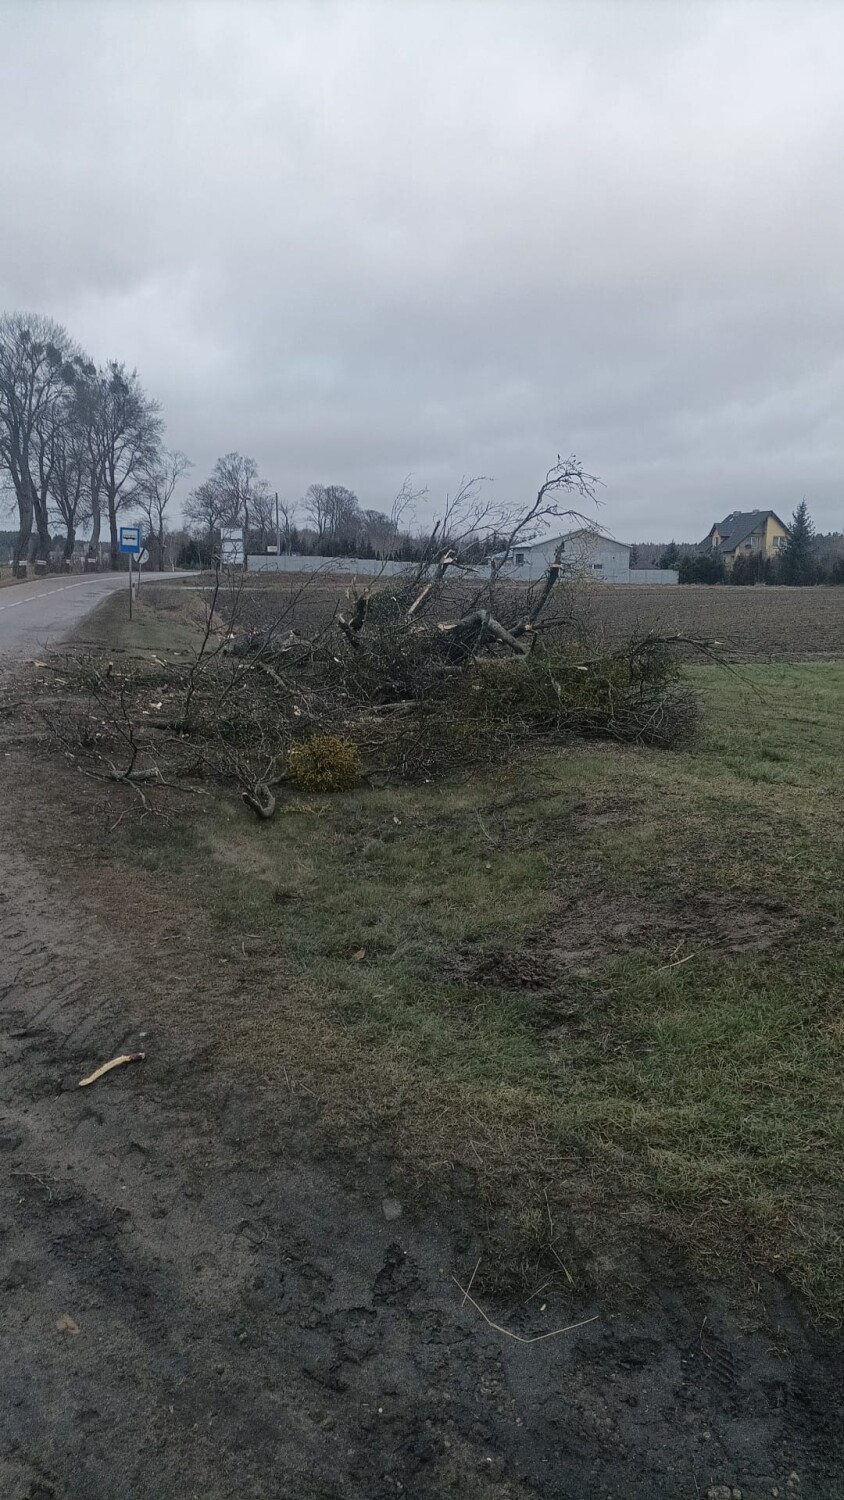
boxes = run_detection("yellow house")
[704,510,790,567]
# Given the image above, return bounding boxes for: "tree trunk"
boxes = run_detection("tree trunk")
[31,491,52,563]
[13,485,34,567]
[63,525,76,563]
[108,495,119,570]
[89,476,101,558]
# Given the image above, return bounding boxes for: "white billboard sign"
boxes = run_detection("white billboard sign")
[219,527,245,566]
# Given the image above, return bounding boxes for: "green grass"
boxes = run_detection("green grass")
[120,662,844,1316]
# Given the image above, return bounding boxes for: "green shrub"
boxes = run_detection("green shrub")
[288,734,362,792]
[360,634,698,776]
[363,577,423,624]
[678,552,726,584]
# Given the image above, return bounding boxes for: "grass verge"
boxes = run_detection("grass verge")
[118,662,844,1317]
[69,586,207,657]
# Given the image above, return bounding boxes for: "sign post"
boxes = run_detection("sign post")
[119,525,142,619]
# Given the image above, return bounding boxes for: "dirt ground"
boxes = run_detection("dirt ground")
[141,575,844,664]
[587,583,844,661]
[1,726,843,1500]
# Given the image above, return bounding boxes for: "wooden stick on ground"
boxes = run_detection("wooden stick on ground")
[78,1053,146,1088]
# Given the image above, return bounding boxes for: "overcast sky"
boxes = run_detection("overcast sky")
[1,0,842,538]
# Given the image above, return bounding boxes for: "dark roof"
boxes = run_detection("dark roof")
[704,510,790,551]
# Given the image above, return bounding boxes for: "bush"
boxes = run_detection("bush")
[358,577,424,626]
[462,636,697,748]
[358,633,699,776]
[729,552,771,585]
[678,552,726,584]
[288,734,362,792]
[176,537,212,569]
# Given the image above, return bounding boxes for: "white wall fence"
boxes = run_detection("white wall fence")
[247,554,427,577]
[629,569,679,585]
[246,554,678,585]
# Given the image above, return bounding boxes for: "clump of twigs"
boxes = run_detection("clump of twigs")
[288,734,362,792]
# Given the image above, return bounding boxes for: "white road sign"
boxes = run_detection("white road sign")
[219,527,245,566]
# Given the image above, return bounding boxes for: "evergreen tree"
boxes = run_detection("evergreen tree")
[779,500,815,585]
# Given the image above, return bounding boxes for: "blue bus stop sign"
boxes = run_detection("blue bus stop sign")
[119,525,142,556]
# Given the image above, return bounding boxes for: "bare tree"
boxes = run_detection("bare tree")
[361,509,398,558]
[73,370,106,560]
[184,453,268,560]
[0,312,85,566]
[184,480,232,559]
[302,483,330,540]
[303,483,361,550]
[488,454,600,587]
[277,496,296,552]
[326,485,361,547]
[246,487,276,552]
[209,452,267,543]
[89,362,163,568]
[389,475,494,612]
[135,448,192,569]
[47,394,92,564]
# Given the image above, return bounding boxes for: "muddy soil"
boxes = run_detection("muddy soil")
[146,577,844,664]
[0,755,842,1498]
[453,889,798,994]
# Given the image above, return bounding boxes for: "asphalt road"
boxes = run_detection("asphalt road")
[0,572,178,662]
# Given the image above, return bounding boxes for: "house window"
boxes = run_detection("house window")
[774,535,785,550]
[514,551,525,567]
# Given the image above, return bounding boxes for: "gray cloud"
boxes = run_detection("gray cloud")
[2,0,842,536]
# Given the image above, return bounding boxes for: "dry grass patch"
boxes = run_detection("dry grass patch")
[69,585,208,657]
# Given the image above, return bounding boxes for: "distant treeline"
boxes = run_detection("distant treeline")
[179,473,508,569]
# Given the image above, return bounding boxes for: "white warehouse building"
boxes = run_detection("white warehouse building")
[499,529,676,585]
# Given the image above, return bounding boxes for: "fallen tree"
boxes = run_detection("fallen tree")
[37,454,704,819]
